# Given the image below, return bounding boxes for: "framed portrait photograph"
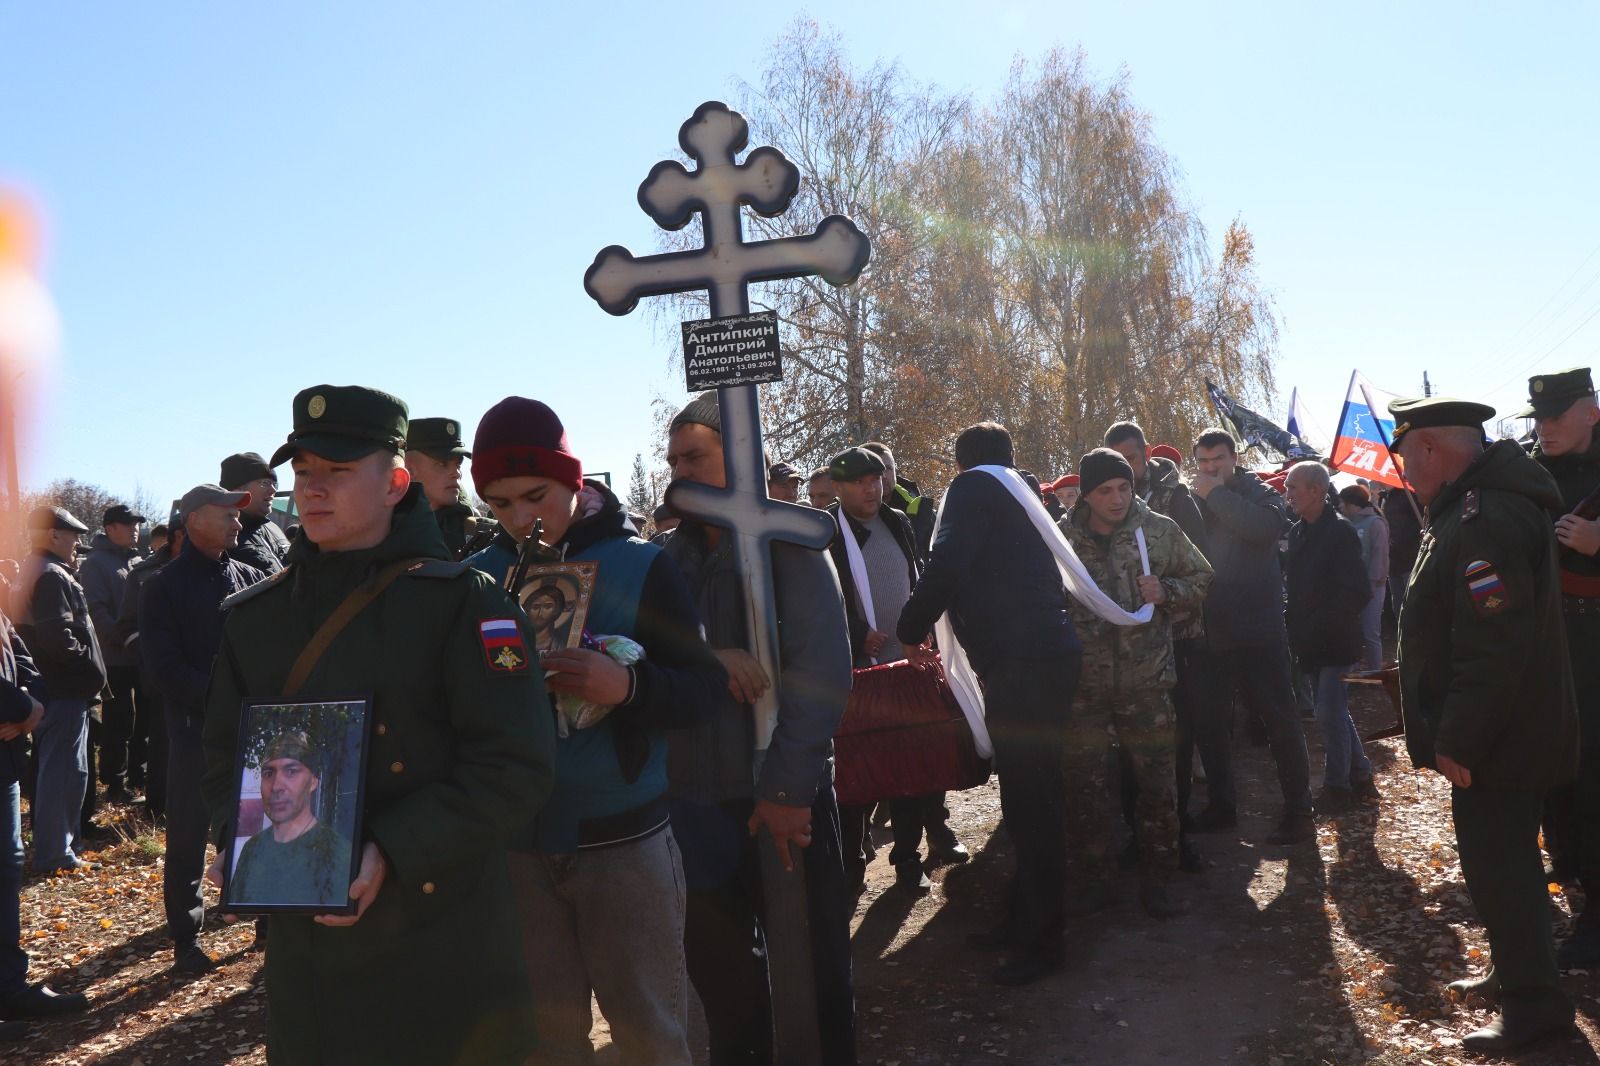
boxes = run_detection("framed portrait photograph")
[223,696,372,915]
[511,561,598,660]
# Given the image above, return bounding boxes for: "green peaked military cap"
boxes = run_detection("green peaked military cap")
[1516,367,1595,419]
[405,417,472,460]
[270,385,409,468]
[1386,396,1496,447]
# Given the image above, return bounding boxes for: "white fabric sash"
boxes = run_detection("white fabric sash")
[837,509,879,665]
[935,465,1153,758]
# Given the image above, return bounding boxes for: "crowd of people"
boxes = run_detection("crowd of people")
[0,366,1594,1060]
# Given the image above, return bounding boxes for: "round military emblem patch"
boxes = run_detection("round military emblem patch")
[308,395,327,418]
[445,421,457,435]
[1534,380,1545,393]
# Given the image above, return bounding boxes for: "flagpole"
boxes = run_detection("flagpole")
[1358,382,1424,526]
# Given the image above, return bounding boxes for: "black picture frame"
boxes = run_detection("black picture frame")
[222,695,372,915]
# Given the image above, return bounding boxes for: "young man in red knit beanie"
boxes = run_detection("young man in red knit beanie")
[466,395,725,1066]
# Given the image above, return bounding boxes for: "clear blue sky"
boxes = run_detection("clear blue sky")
[3,2,1597,511]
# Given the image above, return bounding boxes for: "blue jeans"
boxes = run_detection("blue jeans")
[1,780,27,998]
[33,697,90,870]
[1314,666,1371,790]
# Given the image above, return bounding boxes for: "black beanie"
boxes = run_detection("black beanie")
[1078,448,1135,496]
[220,452,275,491]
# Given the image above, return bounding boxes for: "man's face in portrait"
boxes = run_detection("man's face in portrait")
[260,756,318,827]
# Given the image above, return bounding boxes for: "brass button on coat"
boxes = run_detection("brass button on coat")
[375,723,387,736]
[390,761,404,774]
[421,882,435,895]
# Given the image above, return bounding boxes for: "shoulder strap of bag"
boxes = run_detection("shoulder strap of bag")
[282,557,427,697]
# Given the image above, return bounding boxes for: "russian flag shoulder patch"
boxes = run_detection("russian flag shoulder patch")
[479,617,530,674]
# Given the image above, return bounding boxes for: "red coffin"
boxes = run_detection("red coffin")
[833,658,991,808]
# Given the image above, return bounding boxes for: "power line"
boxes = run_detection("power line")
[1483,296,1600,398]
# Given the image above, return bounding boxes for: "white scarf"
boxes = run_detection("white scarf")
[837,509,879,665]
[935,466,1153,758]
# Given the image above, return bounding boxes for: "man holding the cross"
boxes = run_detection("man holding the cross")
[660,393,857,1065]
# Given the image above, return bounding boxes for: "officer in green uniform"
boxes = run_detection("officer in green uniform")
[1519,368,1600,967]
[201,385,556,1065]
[1390,396,1578,1053]
[404,416,480,558]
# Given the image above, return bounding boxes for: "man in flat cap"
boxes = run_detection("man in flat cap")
[13,507,105,876]
[404,417,480,558]
[824,445,957,898]
[1515,367,1600,968]
[220,452,290,576]
[1390,395,1577,1052]
[78,503,146,805]
[140,484,262,975]
[200,384,556,1063]
[230,731,351,907]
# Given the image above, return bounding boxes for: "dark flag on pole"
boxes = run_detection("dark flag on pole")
[1205,379,1319,461]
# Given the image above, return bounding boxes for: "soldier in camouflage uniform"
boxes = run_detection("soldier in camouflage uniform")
[1059,449,1212,919]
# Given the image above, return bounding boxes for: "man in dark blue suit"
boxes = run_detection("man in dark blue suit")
[898,421,1084,987]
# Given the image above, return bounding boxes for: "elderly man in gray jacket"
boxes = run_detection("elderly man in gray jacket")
[77,504,146,804]
[659,391,856,1066]
[1191,429,1316,845]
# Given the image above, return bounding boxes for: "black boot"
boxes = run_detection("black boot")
[1446,966,1499,1005]
[1462,1004,1574,1054]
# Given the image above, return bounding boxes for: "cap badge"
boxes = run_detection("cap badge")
[307,395,327,419]
[445,421,457,435]
[1534,380,1545,393]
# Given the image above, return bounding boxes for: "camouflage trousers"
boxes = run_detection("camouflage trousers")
[1064,689,1179,883]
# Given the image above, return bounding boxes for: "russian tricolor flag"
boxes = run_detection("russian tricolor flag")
[1329,370,1407,489]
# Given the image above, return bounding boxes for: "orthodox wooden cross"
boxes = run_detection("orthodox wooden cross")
[585,101,870,1064]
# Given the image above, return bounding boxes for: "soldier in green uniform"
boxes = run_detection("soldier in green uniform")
[1519,368,1600,968]
[404,416,480,558]
[1390,396,1578,1053]
[201,385,557,1065]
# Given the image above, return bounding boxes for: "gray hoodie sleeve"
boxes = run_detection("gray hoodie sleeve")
[755,542,853,807]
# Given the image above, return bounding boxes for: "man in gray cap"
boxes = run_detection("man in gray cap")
[140,484,261,974]
[1517,368,1600,968]
[13,506,105,875]
[201,384,554,1062]
[404,417,480,558]
[220,452,290,575]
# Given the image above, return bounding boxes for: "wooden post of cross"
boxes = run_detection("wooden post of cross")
[585,101,869,1064]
